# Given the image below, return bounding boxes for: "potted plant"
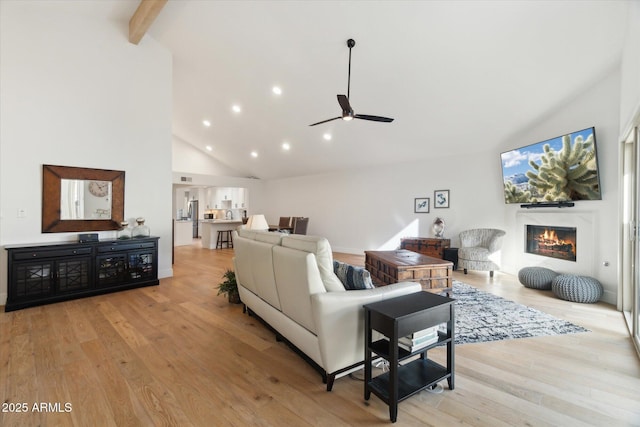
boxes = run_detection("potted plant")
[217,269,241,304]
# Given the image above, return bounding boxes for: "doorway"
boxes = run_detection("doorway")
[621,122,640,356]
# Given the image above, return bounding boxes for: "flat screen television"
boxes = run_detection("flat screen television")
[500,127,601,205]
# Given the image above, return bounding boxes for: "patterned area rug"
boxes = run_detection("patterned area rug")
[452,281,589,345]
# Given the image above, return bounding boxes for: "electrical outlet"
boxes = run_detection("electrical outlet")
[17,208,26,218]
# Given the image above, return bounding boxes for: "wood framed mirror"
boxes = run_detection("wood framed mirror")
[42,164,125,233]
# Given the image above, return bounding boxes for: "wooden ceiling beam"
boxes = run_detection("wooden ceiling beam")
[129,0,168,45]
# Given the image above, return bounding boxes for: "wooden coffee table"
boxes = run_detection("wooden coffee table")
[365,249,453,294]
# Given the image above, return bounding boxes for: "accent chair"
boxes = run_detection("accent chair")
[458,228,506,277]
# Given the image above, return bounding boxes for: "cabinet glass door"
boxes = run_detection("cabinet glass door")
[57,258,92,293]
[128,251,155,281]
[13,261,54,299]
[96,254,128,287]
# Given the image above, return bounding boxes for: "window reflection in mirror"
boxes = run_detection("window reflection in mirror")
[60,179,112,220]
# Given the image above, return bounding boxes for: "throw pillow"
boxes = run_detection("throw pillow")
[333,260,375,290]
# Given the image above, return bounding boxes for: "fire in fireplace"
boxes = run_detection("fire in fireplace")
[525,225,576,261]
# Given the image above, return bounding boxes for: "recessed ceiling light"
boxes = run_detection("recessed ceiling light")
[232,105,242,113]
[205,145,213,151]
[323,133,332,141]
[272,86,282,95]
[251,151,258,158]
[202,120,211,127]
[282,142,290,150]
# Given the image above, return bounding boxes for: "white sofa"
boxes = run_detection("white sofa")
[232,229,422,390]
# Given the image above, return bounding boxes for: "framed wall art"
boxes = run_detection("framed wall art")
[434,190,450,208]
[414,197,430,213]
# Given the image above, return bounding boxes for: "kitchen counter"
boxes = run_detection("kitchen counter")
[174,220,193,246]
[201,220,243,249]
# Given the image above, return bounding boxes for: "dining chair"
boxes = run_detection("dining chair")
[278,216,292,228]
[292,217,309,235]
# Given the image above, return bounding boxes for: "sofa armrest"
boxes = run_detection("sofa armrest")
[311,282,422,375]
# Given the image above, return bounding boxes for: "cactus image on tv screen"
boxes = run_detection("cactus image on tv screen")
[500,127,601,204]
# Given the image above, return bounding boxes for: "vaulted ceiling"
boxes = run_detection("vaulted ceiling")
[124,1,629,180]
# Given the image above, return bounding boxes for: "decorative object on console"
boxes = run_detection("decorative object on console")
[78,233,98,243]
[551,274,603,303]
[501,127,601,207]
[117,221,132,240]
[434,190,450,208]
[458,228,506,277]
[333,260,375,290]
[432,217,445,238]
[132,217,150,237]
[518,266,559,290]
[414,197,430,213]
[245,214,269,231]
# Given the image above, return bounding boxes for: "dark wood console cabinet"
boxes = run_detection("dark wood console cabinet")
[5,237,159,312]
[400,237,450,259]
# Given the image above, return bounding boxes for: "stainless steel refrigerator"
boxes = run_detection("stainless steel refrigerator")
[188,200,199,238]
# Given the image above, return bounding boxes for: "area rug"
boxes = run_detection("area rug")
[451,280,589,345]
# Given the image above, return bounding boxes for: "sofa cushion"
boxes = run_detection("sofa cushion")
[247,239,282,310]
[273,246,327,334]
[281,235,345,292]
[232,234,259,295]
[333,261,374,290]
[237,229,284,245]
[253,231,284,245]
[237,228,259,240]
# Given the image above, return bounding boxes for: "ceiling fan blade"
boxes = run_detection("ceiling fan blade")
[354,114,394,123]
[309,116,341,127]
[337,94,351,113]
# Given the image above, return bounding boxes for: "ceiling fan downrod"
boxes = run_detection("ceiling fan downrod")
[347,38,355,100]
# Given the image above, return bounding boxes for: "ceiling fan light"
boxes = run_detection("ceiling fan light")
[343,116,353,121]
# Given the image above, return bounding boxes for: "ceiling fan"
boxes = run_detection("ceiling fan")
[309,39,394,127]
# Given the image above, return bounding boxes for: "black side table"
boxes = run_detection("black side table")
[364,292,455,423]
[443,247,459,270]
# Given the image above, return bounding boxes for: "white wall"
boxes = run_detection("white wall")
[172,135,245,177]
[0,1,173,304]
[262,149,505,254]
[620,0,640,134]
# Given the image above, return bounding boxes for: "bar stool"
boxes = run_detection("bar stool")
[216,230,234,249]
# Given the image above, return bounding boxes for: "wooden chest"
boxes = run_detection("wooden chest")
[400,237,450,259]
[365,250,453,295]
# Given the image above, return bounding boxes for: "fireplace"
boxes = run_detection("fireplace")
[525,225,576,262]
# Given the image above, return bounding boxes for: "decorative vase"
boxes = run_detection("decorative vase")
[132,217,150,238]
[432,217,445,238]
[117,221,132,240]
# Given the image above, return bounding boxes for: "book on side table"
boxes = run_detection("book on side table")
[385,325,442,352]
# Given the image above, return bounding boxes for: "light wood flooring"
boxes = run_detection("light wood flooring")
[1,242,639,426]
